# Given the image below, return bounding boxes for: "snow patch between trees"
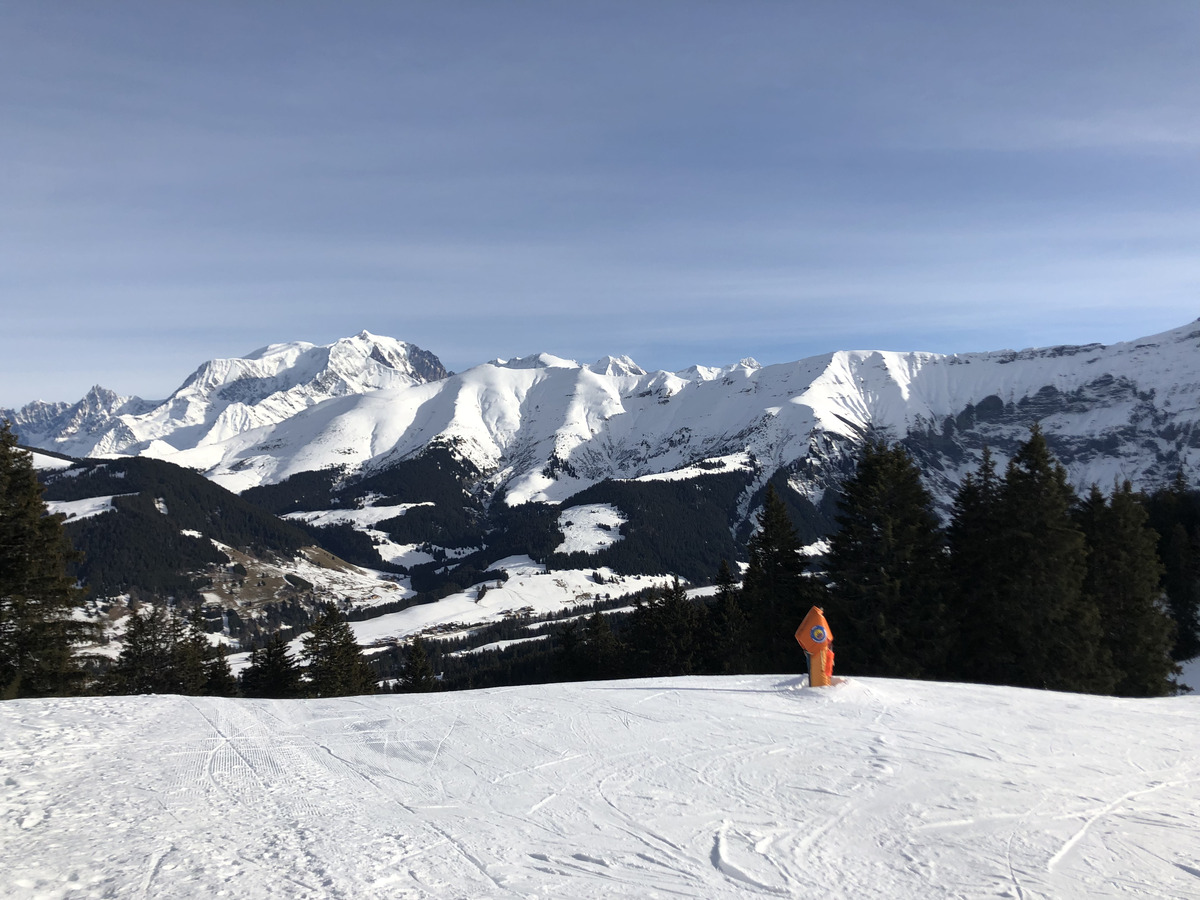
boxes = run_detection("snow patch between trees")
[555,503,627,554]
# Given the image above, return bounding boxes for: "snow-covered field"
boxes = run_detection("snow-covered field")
[345,556,668,648]
[3,676,1198,899]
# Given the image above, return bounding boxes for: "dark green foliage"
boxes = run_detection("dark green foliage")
[999,427,1107,692]
[550,473,751,583]
[1077,484,1177,697]
[1,424,98,698]
[405,502,561,594]
[698,560,748,674]
[1161,523,1200,662]
[104,604,237,696]
[399,636,436,692]
[301,605,377,697]
[241,633,302,698]
[740,485,821,672]
[945,446,1003,680]
[580,610,624,680]
[1141,475,1200,661]
[824,440,948,679]
[105,606,184,694]
[240,467,345,515]
[42,456,314,598]
[952,427,1108,692]
[625,579,701,676]
[65,494,228,597]
[298,522,401,573]
[376,502,480,549]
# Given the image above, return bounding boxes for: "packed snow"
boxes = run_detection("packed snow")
[3,677,1198,899]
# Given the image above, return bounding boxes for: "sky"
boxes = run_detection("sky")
[2,1,1199,408]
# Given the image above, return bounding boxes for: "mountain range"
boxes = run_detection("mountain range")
[8,320,1199,516]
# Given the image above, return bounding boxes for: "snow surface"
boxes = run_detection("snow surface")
[16,320,1200,507]
[555,503,626,554]
[347,559,668,647]
[3,677,1198,899]
[28,451,73,471]
[44,495,127,522]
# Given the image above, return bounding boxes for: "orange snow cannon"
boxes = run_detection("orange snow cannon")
[795,606,834,687]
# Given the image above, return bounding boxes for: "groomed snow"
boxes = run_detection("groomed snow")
[3,677,1198,899]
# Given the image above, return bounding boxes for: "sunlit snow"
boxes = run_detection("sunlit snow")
[3,677,1198,899]
[555,503,626,554]
[44,494,128,522]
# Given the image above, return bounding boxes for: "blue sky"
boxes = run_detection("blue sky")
[2,1,1198,407]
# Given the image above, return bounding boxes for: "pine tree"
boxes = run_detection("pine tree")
[399,635,436,692]
[1077,483,1177,696]
[1161,523,1200,661]
[824,439,948,678]
[175,609,213,695]
[105,604,186,695]
[627,578,700,676]
[987,426,1106,692]
[946,446,1004,682]
[301,605,377,697]
[204,645,238,697]
[741,485,818,672]
[241,633,302,698]
[581,610,623,679]
[700,559,748,673]
[1143,473,1200,661]
[0,422,98,698]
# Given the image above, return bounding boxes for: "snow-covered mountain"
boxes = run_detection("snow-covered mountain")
[7,320,1200,515]
[4,331,448,460]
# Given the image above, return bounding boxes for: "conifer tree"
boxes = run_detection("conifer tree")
[400,635,436,692]
[0,422,97,698]
[204,645,239,697]
[105,604,186,695]
[175,609,214,695]
[1143,473,1200,661]
[581,609,623,679]
[946,446,1004,682]
[627,578,699,676]
[700,559,748,673]
[824,439,947,678]
[1077,483,1177,696]
[1161,523,1200,661]
[241,633,302,698]
[301,605,377,697]
[741,485,818,671]
[987,426,1106,692]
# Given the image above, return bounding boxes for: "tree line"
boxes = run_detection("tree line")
[2,419,1195,700]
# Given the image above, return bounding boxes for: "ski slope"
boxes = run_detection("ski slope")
[4,677,1199,899]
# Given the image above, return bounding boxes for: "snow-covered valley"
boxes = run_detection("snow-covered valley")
[3,676,1198,899]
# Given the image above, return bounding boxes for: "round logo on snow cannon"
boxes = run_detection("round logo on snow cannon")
[809,625,827,644]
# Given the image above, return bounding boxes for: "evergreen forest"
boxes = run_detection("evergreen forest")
[3,420,1198,701]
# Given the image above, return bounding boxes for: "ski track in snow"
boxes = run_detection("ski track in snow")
[2,677,1199,899]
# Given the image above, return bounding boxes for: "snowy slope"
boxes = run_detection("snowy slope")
[8,320,1200,507]
[3,332,447,461]
[3,677,1198,899]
